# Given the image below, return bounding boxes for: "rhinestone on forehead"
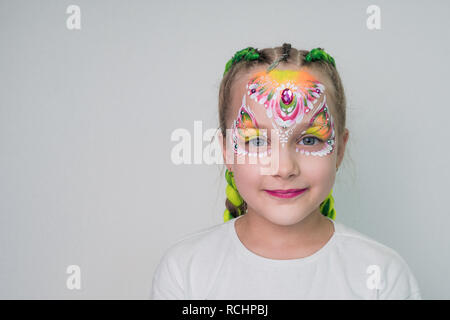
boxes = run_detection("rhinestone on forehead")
[281,88,293,104]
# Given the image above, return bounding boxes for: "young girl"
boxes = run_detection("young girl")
[151,43,421,300]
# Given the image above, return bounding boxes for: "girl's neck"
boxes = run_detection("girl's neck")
[235,208,334,260]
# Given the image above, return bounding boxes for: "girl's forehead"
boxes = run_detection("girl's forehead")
[229,67,335,124]
[233,66,330,91]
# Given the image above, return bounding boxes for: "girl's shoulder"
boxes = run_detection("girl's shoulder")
[332,219,404,260]
[331,219,421,299]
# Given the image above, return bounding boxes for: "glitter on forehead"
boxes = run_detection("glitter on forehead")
[245,69,326,146]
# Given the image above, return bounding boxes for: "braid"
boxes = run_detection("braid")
[266,42,291,72]
[223,169,247,222]
[223,47,261,77]
[320,189,336,220]
[281,43,291,60]
[304,47,336,67]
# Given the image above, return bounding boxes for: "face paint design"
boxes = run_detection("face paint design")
[246,70,325,146]
[231,95,269,157]
[295,95,336,157]
[230,69,336,158]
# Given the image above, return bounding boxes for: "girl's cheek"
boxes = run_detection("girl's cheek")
[233,165,263,194]
[293,154,335,181]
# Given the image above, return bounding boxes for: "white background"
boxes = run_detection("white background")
[1,0,449,299]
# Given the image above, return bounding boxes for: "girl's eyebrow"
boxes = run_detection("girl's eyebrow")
[254,120,315,132]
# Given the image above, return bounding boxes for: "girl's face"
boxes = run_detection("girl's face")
[221,65,346,226]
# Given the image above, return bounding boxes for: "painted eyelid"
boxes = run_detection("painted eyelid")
[240,127,268,137]
[302,125,330,139]
[246,135,268,142]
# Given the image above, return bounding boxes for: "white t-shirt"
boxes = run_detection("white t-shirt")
[151,215,421,300]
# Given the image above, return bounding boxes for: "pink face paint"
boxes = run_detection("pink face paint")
[231,95,269,157]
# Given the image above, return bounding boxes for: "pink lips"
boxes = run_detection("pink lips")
[264,188,307,199]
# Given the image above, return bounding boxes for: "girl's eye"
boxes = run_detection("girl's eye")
[246,136,267,147]
[299,136,323,146]
[244,136,323,147]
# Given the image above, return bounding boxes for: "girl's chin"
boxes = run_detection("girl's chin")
[262,212,311,226]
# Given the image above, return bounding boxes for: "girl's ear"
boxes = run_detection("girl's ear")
[336,128,349,170]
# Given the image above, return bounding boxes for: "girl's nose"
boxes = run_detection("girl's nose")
[271,143,300,179]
